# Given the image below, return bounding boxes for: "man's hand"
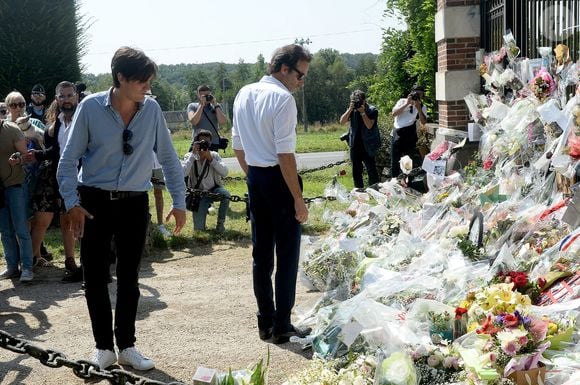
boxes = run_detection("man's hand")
[294,199,309,223]
[68,205,94,239]
[166,208,186,234]
[199,149,213,162]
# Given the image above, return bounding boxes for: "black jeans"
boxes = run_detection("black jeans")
[350,145,379,188]
[247,166,301,335]
[79,187,149,351]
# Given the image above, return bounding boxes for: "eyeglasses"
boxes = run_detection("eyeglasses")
[291,67,306,81]
[57,93,76,100]
[8,102,26,109]
[122,129,133,155]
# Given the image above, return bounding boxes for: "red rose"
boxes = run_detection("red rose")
[455,307,468,320]
[503,314,520,328]
[513,274,528,288]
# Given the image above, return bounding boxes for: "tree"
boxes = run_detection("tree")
[253,54,267,81]
[0,0,87,100]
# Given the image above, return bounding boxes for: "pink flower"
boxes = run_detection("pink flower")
[489,352,497,362]
[427,355,441,367]
[502,341,520,356]
[528,318,548,341]
[518,335,529,346]
[503,314,520,328]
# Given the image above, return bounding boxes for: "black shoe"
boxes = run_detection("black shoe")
[272,325,312,344]
[259,327,273,341]
[62,267,83,283]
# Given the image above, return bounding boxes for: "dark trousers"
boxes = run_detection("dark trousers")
[247,166,301,335]
[79,187,149,351]
[390,129,420,178]
[350,145,379,188]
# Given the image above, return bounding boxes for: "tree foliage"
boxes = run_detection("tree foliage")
[369,0,437,119]
[0,0,87,100]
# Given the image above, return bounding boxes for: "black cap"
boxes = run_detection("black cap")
[31,84,46,94]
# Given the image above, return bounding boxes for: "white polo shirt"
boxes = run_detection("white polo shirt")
[232,76,297,167]
[392,98,427,129]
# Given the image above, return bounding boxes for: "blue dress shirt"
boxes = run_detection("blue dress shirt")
[57,89,186,211]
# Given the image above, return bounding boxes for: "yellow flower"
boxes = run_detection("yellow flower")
[468,322,479,332]
[547,322,559,336]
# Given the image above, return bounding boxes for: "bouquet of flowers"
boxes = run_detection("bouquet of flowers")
[475,311,550,378]
[427,311,453,343]
[302,247,361,292]
[490,271,542,304]
[465,283,532,322]
[529,68,556,101]
[410,343,464,385]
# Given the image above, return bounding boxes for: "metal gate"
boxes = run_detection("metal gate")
[481,0,580,60]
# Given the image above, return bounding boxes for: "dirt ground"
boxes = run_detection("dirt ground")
[0,242,320,385]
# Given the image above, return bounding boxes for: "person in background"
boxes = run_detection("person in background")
[339,90,380,188]
[27,84,48,123]
[57,46,186,371]
[0,118,34,282]
[151,154,172,237]
[390,84,427,178]
[232,43,312,344]
[182,129,229,233]
[29,81,82,282]
[187,85,228,151]
[0,102,7,120]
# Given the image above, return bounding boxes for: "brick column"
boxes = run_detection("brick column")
[435,0,481,130]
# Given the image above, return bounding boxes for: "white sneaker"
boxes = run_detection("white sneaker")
[19,269,34,282]
[157,224,172,237]
[207,207,216,215]
[90,349,117,370]
[118,347,155,371]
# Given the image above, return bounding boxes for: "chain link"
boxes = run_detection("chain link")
[0,330,186,385]
[187,188,338,205]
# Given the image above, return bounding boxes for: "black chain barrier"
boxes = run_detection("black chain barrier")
[186,188,338,205]
[222,160,348,182]
[0,330,186,385]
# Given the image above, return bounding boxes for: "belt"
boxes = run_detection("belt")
[79,186,147,201]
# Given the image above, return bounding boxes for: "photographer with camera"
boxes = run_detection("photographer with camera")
[187,85,228,151]
[390,84,427,178]
[182,129,230,232]
[339,90,380,188]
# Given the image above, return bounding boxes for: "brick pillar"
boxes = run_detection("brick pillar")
[435,0,481,130]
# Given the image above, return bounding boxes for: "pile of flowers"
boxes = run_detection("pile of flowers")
[491,271,543,304]
[529,68,556,101]
[410,344,464,385]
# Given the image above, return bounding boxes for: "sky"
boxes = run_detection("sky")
[79,0,404,75]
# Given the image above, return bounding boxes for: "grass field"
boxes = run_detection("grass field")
[26,127,356,263]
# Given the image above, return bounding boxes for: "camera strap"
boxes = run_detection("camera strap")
[202,108,222,141]
[192,160,210,190]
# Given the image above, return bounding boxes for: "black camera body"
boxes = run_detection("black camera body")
[339,132,350,142]
[205,94,214,102]
[352,95,364,109]
[410,91,420,101]
[194,140,209,151]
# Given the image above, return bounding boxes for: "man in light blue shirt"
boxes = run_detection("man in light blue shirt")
[57,46,185,372]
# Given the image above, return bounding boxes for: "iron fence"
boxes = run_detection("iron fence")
[481,0,580,61]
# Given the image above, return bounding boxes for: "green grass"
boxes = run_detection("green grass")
[1,127,355,265]
[172,123,348,158]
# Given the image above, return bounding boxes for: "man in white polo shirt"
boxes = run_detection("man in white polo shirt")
[390,84,427,178]
[232,44,312,345]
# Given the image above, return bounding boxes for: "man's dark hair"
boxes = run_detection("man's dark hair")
[111,47,158,88]
[268,44,312,74]
[194,129,213,142]
[351,90,366,101]
[197,85,211,93]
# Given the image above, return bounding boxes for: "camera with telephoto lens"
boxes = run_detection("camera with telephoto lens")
[194,140,209,151]
[410,91,420,101]
[204,94,214,102]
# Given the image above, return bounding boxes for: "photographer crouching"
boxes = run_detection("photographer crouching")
[339,90,380,188]
[390,84,427,178]
[182,130,230,232]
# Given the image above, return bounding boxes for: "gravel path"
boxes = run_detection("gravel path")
[0,242,319,384]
